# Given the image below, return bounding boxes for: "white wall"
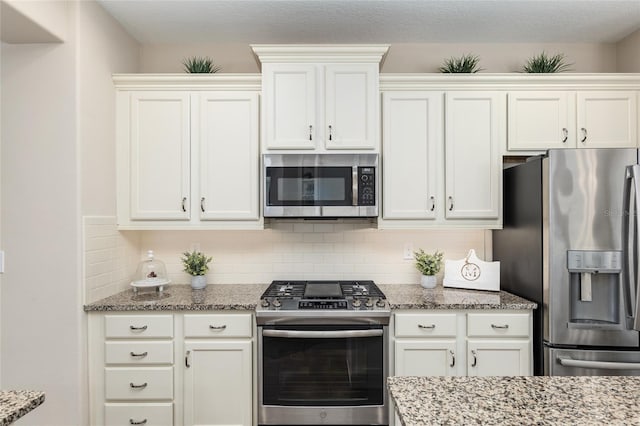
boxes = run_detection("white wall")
[617,28,640,72]
[1,1,138,424]
[1,0,68,42]
[140,41,618,73]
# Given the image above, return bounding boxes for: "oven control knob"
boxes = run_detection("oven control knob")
[365,298,374,308]
[352,299,362,308]
[376,299,386,308]
[261,299,270,308]
[272,298,282,308]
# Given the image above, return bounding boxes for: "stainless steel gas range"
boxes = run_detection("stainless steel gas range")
[256,280,391,426]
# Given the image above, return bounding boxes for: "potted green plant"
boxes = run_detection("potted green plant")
[414,249,444,289]
[181,250,213,289]
[182,56,222,73]
[439,54,483,73]
[521,52,572,73]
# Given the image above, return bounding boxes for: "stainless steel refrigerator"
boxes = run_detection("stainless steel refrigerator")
[494,148,640,376]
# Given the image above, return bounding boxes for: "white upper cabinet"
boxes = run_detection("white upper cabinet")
[128,91,191,221]
[253,44,388,153]
[115,75,262,230]
[508,89,638,151]
[381,88,503,228]
[445,92,503,220]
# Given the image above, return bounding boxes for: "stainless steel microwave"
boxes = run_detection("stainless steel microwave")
[263,153,378,218]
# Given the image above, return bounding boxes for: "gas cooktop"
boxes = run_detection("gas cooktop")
[256,280,390,320]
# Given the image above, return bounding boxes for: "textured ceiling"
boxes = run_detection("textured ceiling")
[97,0,640,44]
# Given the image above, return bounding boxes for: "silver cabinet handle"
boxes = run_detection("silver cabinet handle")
[200,197,205,213]
[263,329,383,338]
[185,350,191,368]
[309,125,313,141]
[562,127,568,143]
[328,125,333,141]
[181,197,187,212]
[558,356,640,370]
[129,382,148,389]
[581,127,587,143]
[448,196,454,211]
[129,419,147,425]
[130,351,148,358]
[491,324,509,329]
[449,350,455,368]
[418,324,436,329]
[429,196,435,212]
[471,350,477,367]
[209,325,227,330]
[129,325,147,331]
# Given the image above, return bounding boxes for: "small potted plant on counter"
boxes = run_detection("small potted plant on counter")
[414,249,444,289]
[181,250,213,290]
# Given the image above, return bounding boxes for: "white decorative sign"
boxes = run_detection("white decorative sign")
[443,249,500,292]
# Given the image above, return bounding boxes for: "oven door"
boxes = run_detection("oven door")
[258,324,388,425]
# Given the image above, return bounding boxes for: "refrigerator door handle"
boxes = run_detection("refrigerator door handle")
[622,165,640,330]
[558,355,640,371]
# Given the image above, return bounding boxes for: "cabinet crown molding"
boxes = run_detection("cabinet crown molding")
[113,73,261,90]
[251,44,389,64]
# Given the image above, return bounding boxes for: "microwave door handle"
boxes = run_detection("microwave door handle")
[352,166,358,206]
[623,165,640,330]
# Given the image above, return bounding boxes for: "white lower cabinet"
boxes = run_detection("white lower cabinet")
[394,310,532,378]
[105,403,173,426]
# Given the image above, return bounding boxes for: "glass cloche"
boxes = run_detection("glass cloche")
[131,250,171,292]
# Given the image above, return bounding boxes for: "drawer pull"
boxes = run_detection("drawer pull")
[129,325,148,331]
[449,350,455,368]
[186,350,191,368]
[130,351,148,358]
[418,324,436,329]
[471,350,477,367]
[129,419,147,425]
[491,324,509,329]
[209,325,227,331]
[129,382,148,389]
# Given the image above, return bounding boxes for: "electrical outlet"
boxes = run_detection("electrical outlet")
[403,243,414,260]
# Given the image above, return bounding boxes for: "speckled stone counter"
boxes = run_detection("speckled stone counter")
[379,284,537,310]
[83,284,268,311]
[84,283,535,312]
[0,391,44,425]
[388,376,640,425]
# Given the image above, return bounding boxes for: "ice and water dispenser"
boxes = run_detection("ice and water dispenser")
[567,250,622,328]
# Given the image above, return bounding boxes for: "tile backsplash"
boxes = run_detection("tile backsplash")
[83,218,491,300]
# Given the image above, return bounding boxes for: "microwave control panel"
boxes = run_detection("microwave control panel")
[358,167,376,206]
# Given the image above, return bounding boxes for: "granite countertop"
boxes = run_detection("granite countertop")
[379,284,537,310]
[388,376,640,426]
[84,283,535,312]
[0,391,44,425]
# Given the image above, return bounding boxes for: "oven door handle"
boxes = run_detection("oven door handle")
[558,356,640,370]
[262,329,383,339]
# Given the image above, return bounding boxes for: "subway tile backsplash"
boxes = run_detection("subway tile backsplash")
[83,218,490,300]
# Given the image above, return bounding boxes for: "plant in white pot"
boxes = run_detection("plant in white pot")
[181,250,212,290]
[414,249,444,289]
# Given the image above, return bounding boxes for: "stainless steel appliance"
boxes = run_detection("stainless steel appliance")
[263,154,378,218]
[494,148,640,376]
[256,280,390,425]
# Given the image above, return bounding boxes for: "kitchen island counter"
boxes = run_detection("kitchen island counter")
[380,284,536,310]
[388,376,640,425]
[0,391,45,425]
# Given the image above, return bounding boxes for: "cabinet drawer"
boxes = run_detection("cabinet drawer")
[105,402,173,426]
[184,313,252,338]
[105,315,173,339]
[395,313,457,337]
[467,313,530,337]
[105,341,174,365]
[105,367,173,400]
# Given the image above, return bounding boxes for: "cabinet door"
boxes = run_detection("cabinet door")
[445,92,503,220]
[263,64,316,150]
[507,91,575,150]
[129,92,191,220]
[198,92,259,221]
[467,339,531,376]
[184,340,252,426]
[577,91,638,148]
[325,64,378,150]
[395,339,458,376]
[382,92,442,220]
